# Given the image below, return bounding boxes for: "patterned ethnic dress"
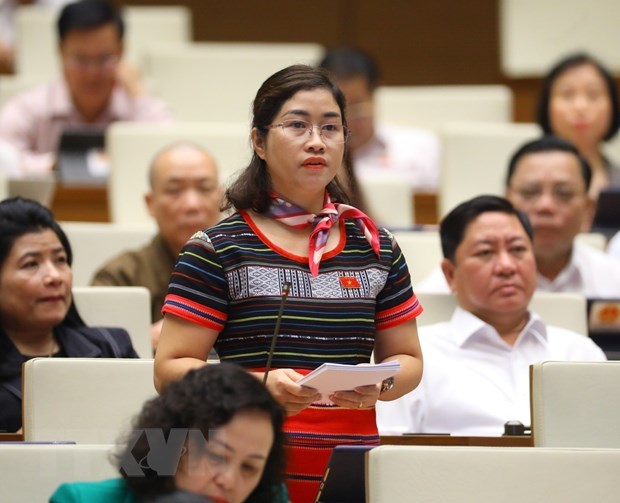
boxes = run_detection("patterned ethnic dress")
[162,211,422,503]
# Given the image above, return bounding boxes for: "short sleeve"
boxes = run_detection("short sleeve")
[375,232,423,331]
[161,231,229,331]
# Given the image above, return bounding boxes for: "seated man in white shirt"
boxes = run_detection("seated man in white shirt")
[419,136,620,297]
[318,47,441,193]
[377,195,606,436]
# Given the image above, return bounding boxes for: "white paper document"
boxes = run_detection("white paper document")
[297,361,400,404]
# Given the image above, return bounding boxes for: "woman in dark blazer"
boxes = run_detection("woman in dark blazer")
[0,197,138,433]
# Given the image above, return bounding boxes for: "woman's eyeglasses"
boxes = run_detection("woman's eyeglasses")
[267,119,350,143]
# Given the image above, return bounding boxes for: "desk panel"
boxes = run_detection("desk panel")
[51,185,109,222]
[381,434,533,447]
[413,192,438,225]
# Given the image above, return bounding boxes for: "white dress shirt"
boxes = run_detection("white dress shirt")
[353,123,441,192]
[608,231,620,260]
[376,307,606,436]
[416,241,620,297]
[536,242,620,297]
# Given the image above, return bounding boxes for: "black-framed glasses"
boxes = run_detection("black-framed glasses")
[266,119,350,143]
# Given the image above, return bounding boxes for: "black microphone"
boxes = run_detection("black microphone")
[262,281,292,385]
[503,420,531,436]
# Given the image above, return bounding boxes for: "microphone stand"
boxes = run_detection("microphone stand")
[262,282,291,385]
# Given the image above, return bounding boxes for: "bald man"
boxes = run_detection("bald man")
[92,143,222,349]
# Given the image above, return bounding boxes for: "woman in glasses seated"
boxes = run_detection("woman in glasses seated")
[154,64,424,502]
[51,362,287,503]
[0,197,138,434]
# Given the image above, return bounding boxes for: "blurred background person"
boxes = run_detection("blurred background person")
[536,52,620,201]
[0,0,171,176]
[505,136,620,296]
[419,136,620,298]
[92,142,222,351]
[0,196,138,434]
[51,363,288,503]
[318,46,441,194]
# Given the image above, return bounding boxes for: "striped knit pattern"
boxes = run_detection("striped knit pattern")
[162,211,422,503]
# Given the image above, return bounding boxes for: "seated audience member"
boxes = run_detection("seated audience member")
[318,46,441,193]
[91,143,222,350]
[0,197,138,434]
[50,363,288,503]
[0,0,171,176]
[376,195,606,436]
[419,136,620,297]
[536,53,620,201]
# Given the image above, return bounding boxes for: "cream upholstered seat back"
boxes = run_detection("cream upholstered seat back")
[144,42,325,123]
[375,85,513,131]
[367,445,620,502]
[23,358,156,443]
[530,360,620,448]
[71,286,152,358]
[0,444,117,503]
[13,4,192,78]
[357,174,414,228]
[106,121,249,226]
[439,121,541,217]
[61,222,155,287]
[392,230,442,285]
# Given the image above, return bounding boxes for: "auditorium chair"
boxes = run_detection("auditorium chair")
[22,358,156,443]
[0,443,116,503]
[72,286,152,358]
[375,85,513,132]
[530,360,620,448]
[106,121,249,226]
[367,444,620,502]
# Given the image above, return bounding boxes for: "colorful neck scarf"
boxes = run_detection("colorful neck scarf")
[265,192,380,276]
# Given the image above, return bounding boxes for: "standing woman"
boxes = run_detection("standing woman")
[0,197,138,434]
[537,52,620,201]
[154,65,423,502]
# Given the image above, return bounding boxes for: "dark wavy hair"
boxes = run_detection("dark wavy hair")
[536,52,620,142]
[223,64,352,213]
[0,197,84,328]
[117,363,286,503]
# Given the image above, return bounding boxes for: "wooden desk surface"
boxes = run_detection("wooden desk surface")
[413,192,438,225]
[381,434,533,447]
[51,184,109,222]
